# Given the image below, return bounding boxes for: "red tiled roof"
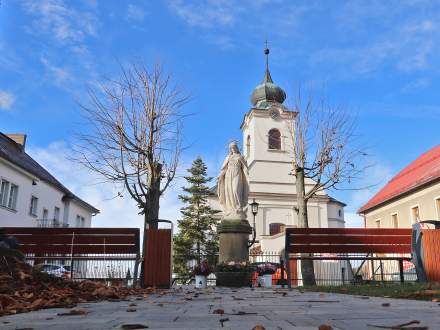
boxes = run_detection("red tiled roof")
[358,144,440,214]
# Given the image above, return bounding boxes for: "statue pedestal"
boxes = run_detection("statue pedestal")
[217,220,253,287]
[218,220,252,263]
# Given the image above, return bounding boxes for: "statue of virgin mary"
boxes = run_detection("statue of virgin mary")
[217,142,249,220]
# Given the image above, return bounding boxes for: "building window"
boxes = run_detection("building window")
[0,179,18,210]
[411,206,420,223]
[338,209,342,217]
[391,213,398,228]
[0,179,10,207]
[436,198,440,220]
[0,180,18,210]
[268,129,281,150]
[29,196,38,216]
[76,215,85,227]
[42,208,48,220]
[269,222,285,236]
[54,207,60,221]
[375,219,381,228]
[246,135,251,156]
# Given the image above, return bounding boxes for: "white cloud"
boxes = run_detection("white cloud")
[401,78,431,92]
[22,0,97,44]
[167,1,440,77]
[127,4,146,22]
[0,91,16,111]
[167,0,239,29]
[40,56,70,85]
[28,141,183,231]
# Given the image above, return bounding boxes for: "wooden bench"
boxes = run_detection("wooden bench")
[3,227,141,283]
[284,228,413,287]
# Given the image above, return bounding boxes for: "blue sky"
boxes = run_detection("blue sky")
[1,0,440,228]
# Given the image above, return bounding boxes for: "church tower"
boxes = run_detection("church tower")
[240,46,299,239]
[241,48,297,195]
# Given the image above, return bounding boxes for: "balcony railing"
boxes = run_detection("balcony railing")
[36,219,69,228]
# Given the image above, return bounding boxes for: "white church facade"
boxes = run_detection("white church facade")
[209,48,345,253]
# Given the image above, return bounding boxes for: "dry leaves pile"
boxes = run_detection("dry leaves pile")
[0,255,151,316]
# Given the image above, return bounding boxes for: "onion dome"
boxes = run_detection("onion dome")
[250,46,286,107]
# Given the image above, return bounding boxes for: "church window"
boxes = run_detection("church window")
[246,135,251,156]
[268,129,281,150]
[269,222,285,236]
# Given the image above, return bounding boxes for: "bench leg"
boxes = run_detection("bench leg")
[285,253,292,289]
[399,259,404,283]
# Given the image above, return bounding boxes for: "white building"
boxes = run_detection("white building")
[209,49,345,253]
[0,133,99,228]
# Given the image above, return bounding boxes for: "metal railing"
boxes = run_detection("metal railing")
[24,253,139,286]
[287,253,417,286]
[36,219,69,228]
[172,250,418,287]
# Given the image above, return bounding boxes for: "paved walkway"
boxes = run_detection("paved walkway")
[1,287,439,329]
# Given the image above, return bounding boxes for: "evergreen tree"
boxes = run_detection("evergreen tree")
[173,157,219,279]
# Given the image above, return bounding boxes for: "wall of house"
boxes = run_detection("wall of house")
[69,200,93,227]
[0,159,94,227]
[1,160,39,226]
[364,181,440,229]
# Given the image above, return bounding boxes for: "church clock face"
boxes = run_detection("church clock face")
[269,108,280,120]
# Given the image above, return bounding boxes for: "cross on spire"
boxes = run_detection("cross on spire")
[263,40,273,83]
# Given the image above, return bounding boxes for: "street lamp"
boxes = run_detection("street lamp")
[248,199,259,247]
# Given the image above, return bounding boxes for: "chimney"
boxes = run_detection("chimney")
[6,134,27,150]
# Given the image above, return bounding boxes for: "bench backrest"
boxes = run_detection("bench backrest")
[3,227,140,255]
[285,228,412,254]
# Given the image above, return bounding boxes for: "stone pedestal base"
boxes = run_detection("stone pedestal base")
[216,271,252,287]
[218,220,252,263]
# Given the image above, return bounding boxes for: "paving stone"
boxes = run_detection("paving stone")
[1,287,439,329]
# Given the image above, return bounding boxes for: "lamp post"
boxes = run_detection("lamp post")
[248,199,259,247]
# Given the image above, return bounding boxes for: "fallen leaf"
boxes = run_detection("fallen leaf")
[58,308,88,316]
[424,289,440,295]
[251,326,265,330]
[318,325,333,330]
[213,308,224,315]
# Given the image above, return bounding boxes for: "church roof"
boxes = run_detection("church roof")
[250,47,286,107]
[358,144,440,214]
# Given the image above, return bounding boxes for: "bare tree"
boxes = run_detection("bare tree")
[74,62,188,230]
[289,89,367,285]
